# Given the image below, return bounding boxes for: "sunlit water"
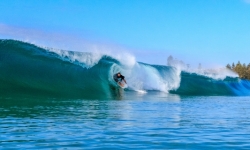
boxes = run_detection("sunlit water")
[1,92,250,149]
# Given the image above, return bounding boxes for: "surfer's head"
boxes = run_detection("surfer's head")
[117,72,121,76]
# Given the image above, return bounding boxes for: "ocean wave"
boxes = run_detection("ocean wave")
[0,39,249,98]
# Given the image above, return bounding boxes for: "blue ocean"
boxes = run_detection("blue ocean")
[1,39,250,149]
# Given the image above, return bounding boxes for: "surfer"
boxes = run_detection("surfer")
[113,72,127,87]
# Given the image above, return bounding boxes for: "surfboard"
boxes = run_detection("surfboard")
[118,80,128,89]
[135,90,147,93]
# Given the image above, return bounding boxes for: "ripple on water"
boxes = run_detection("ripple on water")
[1,95,250,149]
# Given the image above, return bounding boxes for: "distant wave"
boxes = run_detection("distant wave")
[0,39,249,98]
[171,72,250,96]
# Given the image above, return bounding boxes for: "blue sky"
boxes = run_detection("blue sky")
[0,0,250,67]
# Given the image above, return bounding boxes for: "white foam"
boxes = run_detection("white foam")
[192,68,238,80]
[167,55,238,80]
[45,48,103,68]
[43,45,136,69]
[135,89,147,94]
[117,63,181,92]
[77,43,136,69]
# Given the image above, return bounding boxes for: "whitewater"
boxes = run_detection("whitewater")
[0,39,250,98]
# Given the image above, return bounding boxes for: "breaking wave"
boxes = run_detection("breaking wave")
[0,40,249,98]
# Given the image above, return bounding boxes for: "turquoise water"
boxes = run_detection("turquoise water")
[1,39,250,149]
[1,92,250,149]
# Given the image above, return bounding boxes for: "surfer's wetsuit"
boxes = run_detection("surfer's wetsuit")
[113,73,125,83]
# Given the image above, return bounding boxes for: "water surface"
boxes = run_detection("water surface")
[1,92,250,149]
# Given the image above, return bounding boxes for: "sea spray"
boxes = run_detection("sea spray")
[46,46,136,69]
[126,63,181,92]
[167,55,238,80]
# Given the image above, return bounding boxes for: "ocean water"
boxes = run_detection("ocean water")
[1,94,250,149]
[1,39,250,149]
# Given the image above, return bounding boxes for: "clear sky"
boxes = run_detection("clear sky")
[0,0,250,67]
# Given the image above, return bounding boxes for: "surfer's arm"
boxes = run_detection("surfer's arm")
[123,79,127,84]
[120,75,127,84]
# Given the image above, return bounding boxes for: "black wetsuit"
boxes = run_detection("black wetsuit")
[113,74,125,82]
